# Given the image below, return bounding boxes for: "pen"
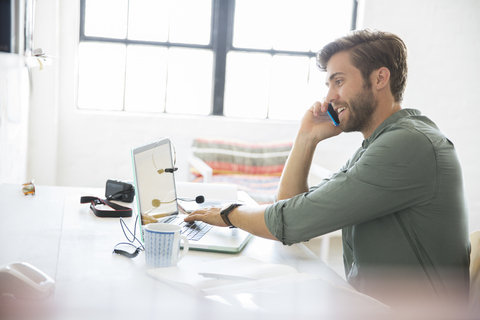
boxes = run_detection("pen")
[198,272,257,281]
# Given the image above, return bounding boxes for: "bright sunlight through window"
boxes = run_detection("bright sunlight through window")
[78,0,354,121]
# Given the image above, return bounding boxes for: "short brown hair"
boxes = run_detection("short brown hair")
[316,29,408,102]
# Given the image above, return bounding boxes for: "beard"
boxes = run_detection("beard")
[339,84,378,133]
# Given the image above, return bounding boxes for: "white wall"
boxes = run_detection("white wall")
[27,0,480,230]
[0,53,30,184]
[27,0,59,186]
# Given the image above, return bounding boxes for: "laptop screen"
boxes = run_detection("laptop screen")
[132,138,178,230]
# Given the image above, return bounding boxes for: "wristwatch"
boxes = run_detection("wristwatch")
[220,203,243,228]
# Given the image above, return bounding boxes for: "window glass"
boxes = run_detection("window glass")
[128,0,169,42]
[125,45,168,112]
[169,0,212,45]
[79,0,354,119]
[224,52,271,119]
[233,0,352,52]
[305,0,354,50]
[232,0,273,50]
[78,42,126,111]
[165,48,213,115]
[228,0,353,120]
[84,0,128,39]
[307,57,328,107]
[270,1,312,52]
[268,55,310,120]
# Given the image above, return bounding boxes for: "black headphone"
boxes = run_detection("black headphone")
[178,195,205,204]
[156,167,178,174]
[112,195,205,259]
[112,216,145,259]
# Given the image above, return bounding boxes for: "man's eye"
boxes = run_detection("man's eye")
[336,79,343,85]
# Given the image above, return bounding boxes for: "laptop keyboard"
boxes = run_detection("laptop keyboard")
[179,221,213,241]
[162,216,213,241]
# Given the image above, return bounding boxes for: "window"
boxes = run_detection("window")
[78,0,356,120]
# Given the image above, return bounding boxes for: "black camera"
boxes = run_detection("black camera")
[105,179,135,203]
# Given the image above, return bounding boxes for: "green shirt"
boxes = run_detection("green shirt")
[265,109,470,304]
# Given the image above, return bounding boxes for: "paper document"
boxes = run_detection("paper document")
[205,274,388,315]
[146,256,304,295]
[146,256,388,315]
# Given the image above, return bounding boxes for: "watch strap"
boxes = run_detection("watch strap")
[220,203,243,228]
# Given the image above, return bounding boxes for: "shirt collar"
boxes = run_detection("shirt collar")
[362,109,421,149]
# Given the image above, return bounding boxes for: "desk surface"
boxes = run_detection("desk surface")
[0,183,388,319]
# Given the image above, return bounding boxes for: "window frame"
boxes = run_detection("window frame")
[79,0,357,116]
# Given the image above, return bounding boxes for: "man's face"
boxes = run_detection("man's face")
[325,51,377,133]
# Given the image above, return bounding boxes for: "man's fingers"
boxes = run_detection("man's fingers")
[319,98,329,114]
[185,213,200,220]
[312,101,321,116]
[312,100,330,116]
[184,208,210,222]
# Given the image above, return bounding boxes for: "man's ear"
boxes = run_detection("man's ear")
[373,67,391,90]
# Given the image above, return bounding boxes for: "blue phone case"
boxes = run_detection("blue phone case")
[327,104,340,126]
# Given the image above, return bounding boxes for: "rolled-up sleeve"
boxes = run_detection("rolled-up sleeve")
[264,126,437,245]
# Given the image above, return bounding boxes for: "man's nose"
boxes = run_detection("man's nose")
[325,87,339,104]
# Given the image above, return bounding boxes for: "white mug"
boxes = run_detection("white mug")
[144,223,189,268]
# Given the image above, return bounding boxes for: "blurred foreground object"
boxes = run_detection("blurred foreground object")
[22,180,36,195]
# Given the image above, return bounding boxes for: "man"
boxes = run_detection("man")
[184,29,470,307]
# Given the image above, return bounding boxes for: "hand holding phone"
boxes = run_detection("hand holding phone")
[327,103,340,126]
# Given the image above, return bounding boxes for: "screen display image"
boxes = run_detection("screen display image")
[132,138,178,227]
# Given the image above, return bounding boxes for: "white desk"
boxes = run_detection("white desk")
[0,184,388,319]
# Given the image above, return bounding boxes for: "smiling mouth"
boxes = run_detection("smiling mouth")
[336,106,346,115]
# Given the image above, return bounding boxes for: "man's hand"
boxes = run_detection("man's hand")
[301,100,343,141]
[183,206,228,227]
[276,100,342,200]
[299,101,342,144]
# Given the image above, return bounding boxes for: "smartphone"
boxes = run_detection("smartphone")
[327,103,340,126]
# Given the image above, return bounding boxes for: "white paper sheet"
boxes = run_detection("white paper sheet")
[146,256,300,294]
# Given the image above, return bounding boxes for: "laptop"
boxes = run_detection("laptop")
[131,137,252,253]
